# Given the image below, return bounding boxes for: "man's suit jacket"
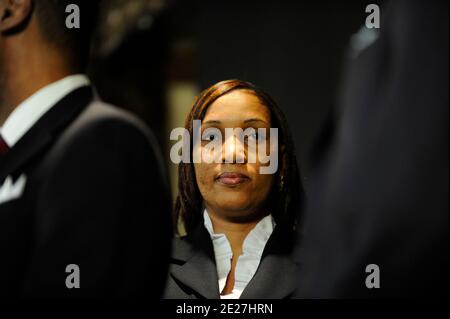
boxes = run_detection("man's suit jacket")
[296,0,448,298]
[0,86,172,298]
[163,221,298,299]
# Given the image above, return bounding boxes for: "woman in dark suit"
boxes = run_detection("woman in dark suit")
[164,79,303,299]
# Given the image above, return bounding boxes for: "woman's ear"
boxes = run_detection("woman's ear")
[0,0,32,33]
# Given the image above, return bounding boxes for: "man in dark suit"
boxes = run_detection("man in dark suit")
[0,0,171,298]
[296,0,448,298]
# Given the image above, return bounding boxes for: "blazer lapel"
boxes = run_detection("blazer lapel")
[0,86,93,181]
[240,227,299,299]
[170,226,220,299]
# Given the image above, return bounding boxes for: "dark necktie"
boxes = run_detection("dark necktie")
[0,134,10,158]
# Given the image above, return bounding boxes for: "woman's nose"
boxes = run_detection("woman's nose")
[222,134,246,163]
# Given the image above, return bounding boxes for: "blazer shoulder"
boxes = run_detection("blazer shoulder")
[51,100,163,162]
[41,99,167,184]
[68,100,153,139]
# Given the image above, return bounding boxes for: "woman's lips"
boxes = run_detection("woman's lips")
[216,172,249,186]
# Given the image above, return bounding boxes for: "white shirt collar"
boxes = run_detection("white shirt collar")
[203,209,275,299]
[0,74,90,147]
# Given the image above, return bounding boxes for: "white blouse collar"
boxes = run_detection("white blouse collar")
[203,209,275,299]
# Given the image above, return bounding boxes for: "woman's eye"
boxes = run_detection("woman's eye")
[248,131,265,142]
[250,132,258,140]
[204,132,219,141]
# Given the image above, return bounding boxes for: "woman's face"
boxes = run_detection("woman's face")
[193,89,276,221]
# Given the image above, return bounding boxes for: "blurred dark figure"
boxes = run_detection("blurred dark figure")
[297,0,448,298]
[90,0,171,150]
[0,0,171,298]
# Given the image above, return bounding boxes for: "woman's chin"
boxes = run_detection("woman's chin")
[214,197,255,214]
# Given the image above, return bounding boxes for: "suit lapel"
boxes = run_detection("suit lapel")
[240,227,299,299]
[170,226,220,299]
[0,86,93,181]
[170,223,299,299]
[240,254,298,299]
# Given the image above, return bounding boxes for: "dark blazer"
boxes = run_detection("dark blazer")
[296,0,448,298]
[163,220,298,299]
[0,86,172,298]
